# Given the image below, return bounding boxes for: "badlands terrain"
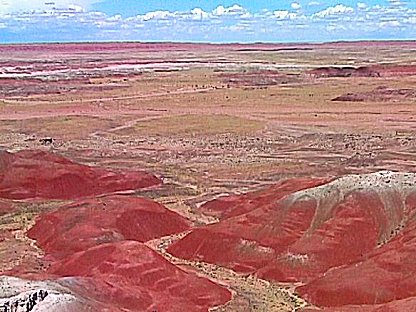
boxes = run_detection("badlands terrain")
[0,41,416,311]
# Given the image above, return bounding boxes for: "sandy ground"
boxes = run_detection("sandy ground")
[0,42,416,311]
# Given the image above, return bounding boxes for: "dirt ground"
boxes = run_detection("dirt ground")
[1,41,416,311]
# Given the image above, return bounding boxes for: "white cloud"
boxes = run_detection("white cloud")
[379,20,401,27]
[308,1,321,6]
[404,16,416,24]
[314,4,354,18]
[68,4,84,12]
[389,0,404,6]
[212,4,246,16]
[357,2,368,10]
[291,2,302,10]
[0,0,99,14]
[0,3,414,43]
[107,14,121,22]
[326,23,347,32]
[273,10,299,20]
[140,10,175,21]
[190,8,209,20]
[129,5,251,23]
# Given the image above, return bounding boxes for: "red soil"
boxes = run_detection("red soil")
[170,178,336,275]
[27,195,190,259]
[0,150,161,200]
[0,77,130,98]
[19,195,231,311]
[1,149,229,311]
[49,241,231,312]
[201,178,331,219]
[2,41,414,54]
[168,174,416,310]
[0,43,214,53]
[297,192,416,308]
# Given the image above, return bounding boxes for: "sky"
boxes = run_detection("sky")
[0,0,415,43]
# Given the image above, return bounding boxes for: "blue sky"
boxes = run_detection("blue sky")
[0,0,415,43]
[92,0,411,16]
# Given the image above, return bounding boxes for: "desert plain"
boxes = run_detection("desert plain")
[0,41,416,311]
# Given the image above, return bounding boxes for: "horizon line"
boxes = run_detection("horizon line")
[1,39,416,46]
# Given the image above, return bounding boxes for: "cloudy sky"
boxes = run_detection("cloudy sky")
[0,0,415,43]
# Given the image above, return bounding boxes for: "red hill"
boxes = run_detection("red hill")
[0,150,161,200]
[27,195,190,259]
[18,195,231,311]
[168,172,416,310]
[49,241,231,312]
